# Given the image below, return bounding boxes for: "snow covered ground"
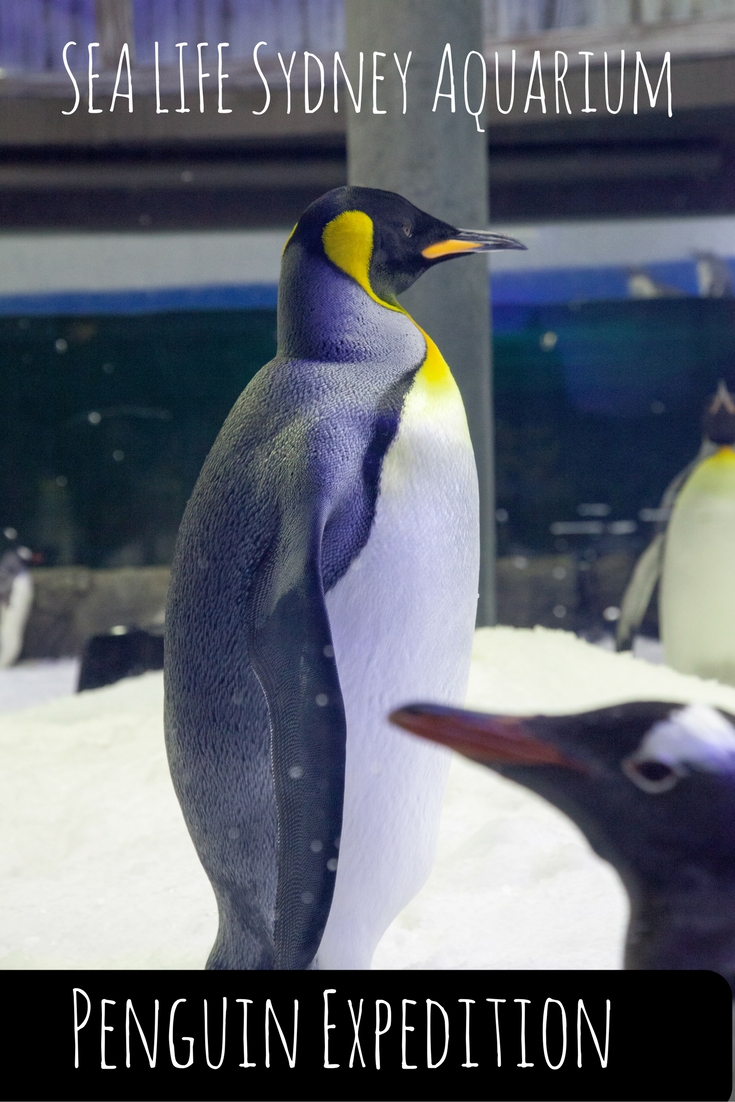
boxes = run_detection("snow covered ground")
[0,658,79,715]
[3,625,735,972]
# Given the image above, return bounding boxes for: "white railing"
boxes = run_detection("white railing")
[485,0,735,36]
[483,0,735,59]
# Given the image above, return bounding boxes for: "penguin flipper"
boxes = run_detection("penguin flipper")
[616,532,665,651]
[248,528,346,971]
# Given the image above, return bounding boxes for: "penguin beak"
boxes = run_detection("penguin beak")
[421,230,526,260]
[390,703,583,771]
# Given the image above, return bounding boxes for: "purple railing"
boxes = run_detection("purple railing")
[0,0,344,73]
[0,0,721,76]
[133,0,344,67]
[0,0,95,73]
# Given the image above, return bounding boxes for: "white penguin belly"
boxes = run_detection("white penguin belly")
[316,369,480,968]
[661,449,735,685]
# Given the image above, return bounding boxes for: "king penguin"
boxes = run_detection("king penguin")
[392,698,735,989]
[164,185,525,970]
[617,381,735,684]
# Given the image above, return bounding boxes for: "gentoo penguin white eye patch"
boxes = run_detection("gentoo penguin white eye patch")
[630,704,735,776]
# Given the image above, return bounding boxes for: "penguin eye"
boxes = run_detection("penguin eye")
[622,756,681,794]
[402,224,412,238]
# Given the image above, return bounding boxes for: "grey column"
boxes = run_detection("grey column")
[345,0,496,625]
[94,0,135,68]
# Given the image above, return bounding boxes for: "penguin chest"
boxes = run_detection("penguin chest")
[327,366,480,716]
[316,369,479,967]
[661,449,735,684]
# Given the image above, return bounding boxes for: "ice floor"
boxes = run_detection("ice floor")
[3,626,735,971]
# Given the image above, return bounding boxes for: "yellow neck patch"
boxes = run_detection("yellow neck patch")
[321,209,452,388]
[282,222,298,254]
[679,445,735,505]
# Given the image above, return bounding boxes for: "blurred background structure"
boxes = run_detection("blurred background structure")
[2,0,735,654]
[344,0,497,623]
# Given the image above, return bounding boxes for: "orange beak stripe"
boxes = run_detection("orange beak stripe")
[421,239,487,260]
[390,706,582,770]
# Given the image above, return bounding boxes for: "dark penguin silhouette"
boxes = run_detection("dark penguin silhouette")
[392,699,735,989]
[77,626,164,692]
[164,186,525,970]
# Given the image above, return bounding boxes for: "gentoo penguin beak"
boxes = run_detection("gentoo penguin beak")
[421,230,526,260]
[390,703,584,771]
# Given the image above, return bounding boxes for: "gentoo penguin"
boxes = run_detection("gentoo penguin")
[0,548,33,668]
[391,699,735,989]
[617,380,735,685]
[164,186,525,970]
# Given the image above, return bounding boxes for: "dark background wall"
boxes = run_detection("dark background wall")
[2,297,731,572]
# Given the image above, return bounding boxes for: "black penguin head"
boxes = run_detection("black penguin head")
[285,186,525,304]
[391,699,735,892]
[702,380,735,445]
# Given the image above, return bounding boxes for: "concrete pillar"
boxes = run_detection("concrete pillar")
[345,0,496,624]
[94,0,135,69]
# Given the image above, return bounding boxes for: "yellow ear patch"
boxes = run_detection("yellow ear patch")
[322,210,399,312]
[321,208,452,389]
[678,446,735,504]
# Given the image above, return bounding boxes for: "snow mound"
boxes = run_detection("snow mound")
[0,658,79,715]
[467,625,735,716]
[0,672,216,969]
[3,626,733,971]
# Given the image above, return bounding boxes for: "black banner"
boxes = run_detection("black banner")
[4,969,731,1101]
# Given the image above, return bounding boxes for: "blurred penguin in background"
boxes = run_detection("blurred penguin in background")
[694,251,734,298]
[0,546,33,667]
[617,381,735,685]
[626,266,684,299]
